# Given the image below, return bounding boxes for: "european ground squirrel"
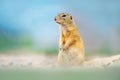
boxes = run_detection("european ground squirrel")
[54,13,85,66]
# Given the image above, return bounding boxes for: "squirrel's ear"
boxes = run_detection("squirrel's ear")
[70,16,72,20]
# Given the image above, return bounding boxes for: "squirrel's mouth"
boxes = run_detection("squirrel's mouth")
[56,21,61,24]
[54,18,66,26]
[55,20,61,24]
[54,18,61,24]
[54,18,60,24]
[56,21,66,26]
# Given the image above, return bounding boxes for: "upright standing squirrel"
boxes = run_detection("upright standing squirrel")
[54,13,85,66]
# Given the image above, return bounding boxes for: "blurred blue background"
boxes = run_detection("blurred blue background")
[0,0,120,55]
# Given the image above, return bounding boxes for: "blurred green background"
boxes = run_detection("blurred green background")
[0,67,120,80]
[0,0,120,56]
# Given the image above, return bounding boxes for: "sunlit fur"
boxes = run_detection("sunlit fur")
[55,13,85,66]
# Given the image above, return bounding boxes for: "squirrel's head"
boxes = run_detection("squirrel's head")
[54,13,73,26]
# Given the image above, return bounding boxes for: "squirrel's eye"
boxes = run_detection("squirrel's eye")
[62,15,66,17]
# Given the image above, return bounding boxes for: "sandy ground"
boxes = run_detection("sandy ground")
[0,51,120,69]
[0,54,57,68]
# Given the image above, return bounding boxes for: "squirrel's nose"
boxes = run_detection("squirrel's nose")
[54,18,56,21]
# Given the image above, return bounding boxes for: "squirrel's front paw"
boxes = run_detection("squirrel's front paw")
[60,47,67,51]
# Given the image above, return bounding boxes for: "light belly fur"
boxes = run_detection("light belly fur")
[58,48,84,65]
